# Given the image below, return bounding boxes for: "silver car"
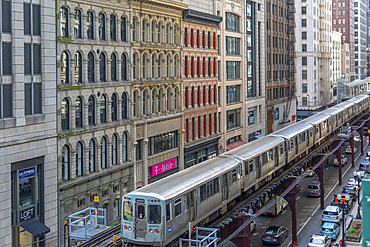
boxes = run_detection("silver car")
[322,206,342,224]
[308,234,332,247]
[307,181,321,197]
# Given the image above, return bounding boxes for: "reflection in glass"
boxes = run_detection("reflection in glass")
[19,177,34,209]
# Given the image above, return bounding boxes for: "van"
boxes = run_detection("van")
[307,181,321,197]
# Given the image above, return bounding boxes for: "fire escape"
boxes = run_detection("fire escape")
[282,0,296,123]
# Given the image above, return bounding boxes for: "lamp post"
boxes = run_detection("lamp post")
[339,201,346,247]
[355,176,362,219]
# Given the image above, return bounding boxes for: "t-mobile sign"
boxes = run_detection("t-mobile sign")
[150,158,177,177]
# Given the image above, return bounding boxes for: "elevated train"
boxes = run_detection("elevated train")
[121,95,369,246]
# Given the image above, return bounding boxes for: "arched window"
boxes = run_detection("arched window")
[99,13,105,40]
[142,20,146,42]
[166,23,169,44]
[121,16,127,42]
[87,11,94,39]
[61,98,69,131]
[132,18,136,42]
[152,89,156,113]
[133,53,137,79]
[143,90,147,115]
[158,89,162,112]
[89,139,96,172]
[122,132,127,162]
[75,97,83,128]
[142,54,147,78]
[122,92,128,119]
[110,15,116,41]
[151,21,155,42]
[76,142,83,177]
[157,23,161,43]
[184,55,188,77]
[151,55,155,78]
[166,55,170,77]
[202,31,205,48]
[112,134,118,165]
[133,91,138,117]
[208,58,211,77]
[100,94,107,123]
[197,57,200,76]
[88,52,95,82]
[190,29,194,47]
[101,137,107,169]
[111,94,117,121]
[157,55,161,78]
[214,86,217,105]
[174,87,178,110]
[75,52,82,83]
[61,51,69,84]
[62,145,70,181]
[203,58,206,77]
[100,53,106,82]
[74,9,82,38]
[121,53,127,81]
[184,28,188,46]
[208,32,211,48]
[60,7,69,37]
[173,25,177,44]
[167,88,171,111]
[174,56,177,77]
[88,95,95,126]
[111,53,117,81]
[209,85,212,104]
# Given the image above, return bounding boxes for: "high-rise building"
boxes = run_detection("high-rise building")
[265,0,297,133]
[342,43,351,78]
[0,0,58,246]
[332,31,342,103]
[353,0,368,78]
[296,0,333,117]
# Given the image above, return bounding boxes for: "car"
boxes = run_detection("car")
[306,181,321,197]
[341,185,358,201]
[348,178,361,189]
[320,222,340,240]
[261,226,289,245]
[306,169,315,177]
[322,205,342,224]
[353,170,365,179]
[367,150,370,157]
[250,220,256,232]
[364,157,370,163]
[345,146,358,154]
[333,155,347,166]
[359,162,370,174]
[308,234,332,247]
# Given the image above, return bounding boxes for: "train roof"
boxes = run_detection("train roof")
[300,112,330,125]
[269,121,312,139]
[336,100,354,109]
[322,106,344,115]
[135,156,239,200]
[225,136,284,159]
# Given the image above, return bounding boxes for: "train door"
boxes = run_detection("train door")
[306,130,310,146]
[255,156,261,179]
[221,174,228,202]
[274,146,279,167]
[187,191,195,222]
[135,203,146,239]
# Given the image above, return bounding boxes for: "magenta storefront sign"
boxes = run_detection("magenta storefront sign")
[150,158,177,177]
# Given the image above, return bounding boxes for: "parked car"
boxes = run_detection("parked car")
[322,205,342,224]
[367,150,370,157]
[306,181,321,197]
[341,185,358,201]
[308,234,332,247]
[250,220,256,232]
[359,162,370,174]
[320,222,340,240]
[345,146,357,154]
[353,170,365,179]
[261,226,289,245]
[306,169,315,177]
[364,157,370,163]
[348,178,361,190]
[333,155,348,166]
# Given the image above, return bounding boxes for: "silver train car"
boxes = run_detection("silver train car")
[122,95,369,246]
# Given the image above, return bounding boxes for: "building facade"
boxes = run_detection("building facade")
[265,0,297,133]
[56,0,133,246]
[182,10,222,168]
[0,0,58,246]
[353,0,368,79]
[295,0,333,117]
[342,43,351,78]
[332,31,342,103]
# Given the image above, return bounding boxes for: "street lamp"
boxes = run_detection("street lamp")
[338,201,347,247]
[355,176,362,219]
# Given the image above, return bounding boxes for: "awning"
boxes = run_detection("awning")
[21,219,50,238]
[255,134,264,139]
[227,140,246,151]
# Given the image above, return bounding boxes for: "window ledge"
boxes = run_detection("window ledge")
[149,147,179,159]
[226,126,242,132]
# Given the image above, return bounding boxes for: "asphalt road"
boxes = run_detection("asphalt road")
[249,136,368,247]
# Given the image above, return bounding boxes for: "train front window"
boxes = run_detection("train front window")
[123,201,133,221]
[231,169,237,183]
[137,204,145,219]
[148,205,161,224]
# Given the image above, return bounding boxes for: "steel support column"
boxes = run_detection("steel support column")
[360,126,364,155]
[230,214,251,247]
[313,154,326,209]
[350,130,355,167]
[283,177,297,246]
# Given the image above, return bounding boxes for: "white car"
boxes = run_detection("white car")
[333,155,347,166]
[354,170,365,179]
[322,206,342,224]
[308,234,332,247]
[306,169,315,177]
[250,220,256,232]
[345,146,358,154]
[348,178,361,189]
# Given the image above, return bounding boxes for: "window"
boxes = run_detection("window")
[142,54,147,78]
[302,97,308,106]
[74,9,82,38]
[101,137,107,169]
[158,89,162,112]
[122,132,128,162]
[76,142,83,177]
[61,51,69,84]
[61,98,69,131]
[75,52,82,83]
[174,198,182,217]
[302,84,307,93]
[143,90,147,115]
[136,140,142,160]
[111,94,117,121]
[248,106,257,125]
[123,201,132,221]
[343,28,346,32]
[302,70,307,79]
[24,3,31,34]
[99,13,105,40]
[100,95,107,123]
[121,17,127,42]
[142,20,146,42]
[226,61,241,79]
[75,97,83,128]
[88,96,95,126]
[227,85,240,104]
[166,24,169,44]
[343,19,345,24]
[151,21,155,42]
[133,53,137,79]
[133,91,138,117]
[302,44,307,51]
[302,57,307,65]
[110,53,117,81]
[148,205,161,224]
[166,88,171,111]
[166,55,170,77]
[25,82,42,116]
[342,10,345,15]
[174,56,177,77]
[200,184,207,202]
[174,87,178,110]
[157,23,161,43]
[302,6,306,14]
[302,19,307,27]
[302,32,307,39]
[62,145,70,181]
[226,13,240,32]
[149,131,178,156]
[87,12,94,39]
[60,7,69,37]
[122,92,128,119]
[109,15,116,41]
[173,25,177,44]
[226,37,240,55]
[334,19,336,25]
[227,109,241,130]
[100,53,106,82]
[132,18,137,41]
[121,53,127,81]
[88,52,95,82]
[207,181,213,198]
[89,139,96,172]
[157,55,161,78]
[151,55,155,78]
[333,11,336,16]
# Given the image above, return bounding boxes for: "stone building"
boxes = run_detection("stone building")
[182,9,222,168]
[332,30,342,103]
[342,43,351,78]
[130,0,188,185]
[0,0,58,246]
[56,0,133,245]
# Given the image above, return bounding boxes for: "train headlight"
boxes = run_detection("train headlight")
[128,226,132,231]
[149,229,154,233]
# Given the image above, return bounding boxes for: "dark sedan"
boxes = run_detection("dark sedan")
[261,226,289,245]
